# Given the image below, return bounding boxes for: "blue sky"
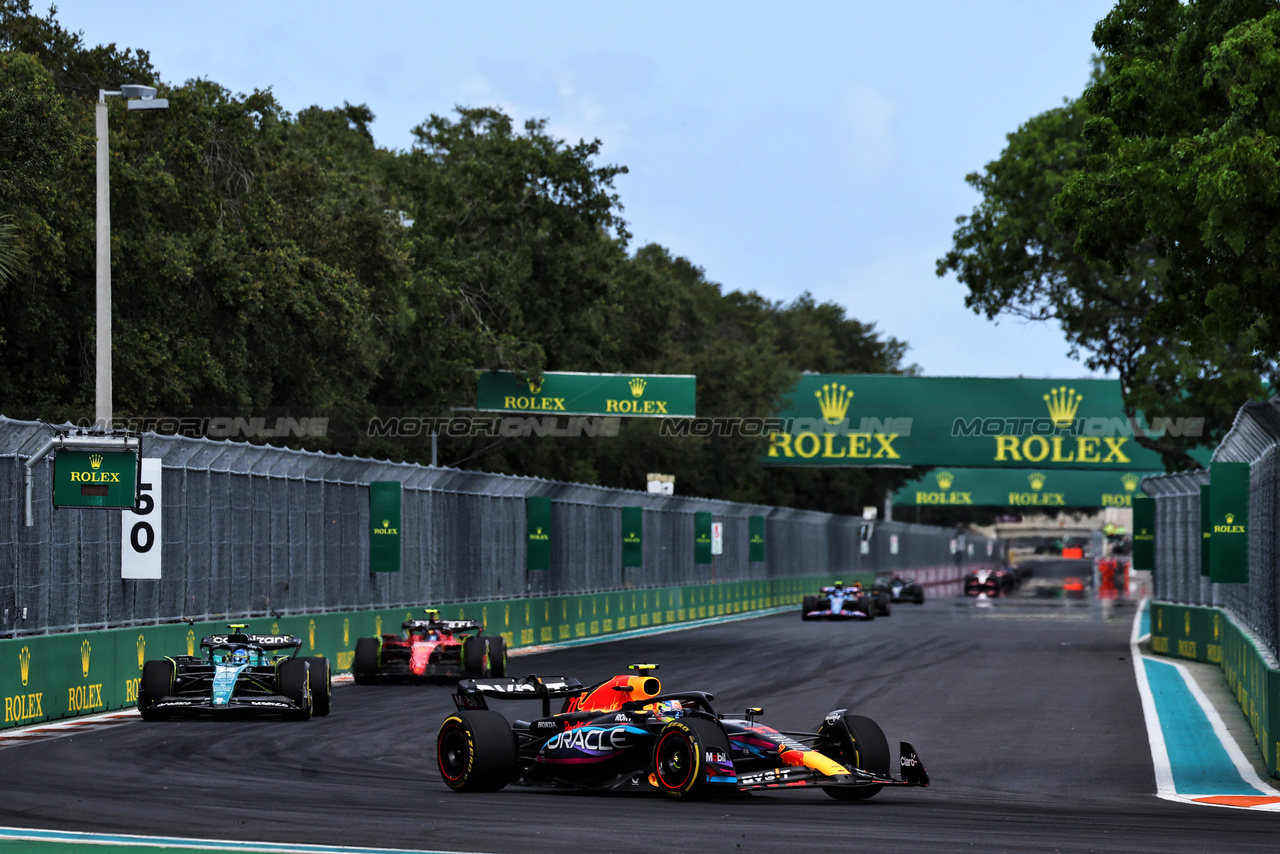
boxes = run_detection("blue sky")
[50,0,1119,377]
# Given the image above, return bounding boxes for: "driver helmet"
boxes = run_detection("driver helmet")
[654,699,683,718]
[231,648,248,664]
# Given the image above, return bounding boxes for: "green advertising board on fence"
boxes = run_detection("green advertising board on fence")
[527,496,552,570]
[694,511,712,565]
[1200,484,1212,577]
[1132,494,1155,572]
[621,505,643,568]
[1209,463,1249,584]
[761,375,1207,469]
[477,371,696,417]
[52,449,139,509]
[369,481,401,573]
[892,467,1155,508]
[749,515,766,563]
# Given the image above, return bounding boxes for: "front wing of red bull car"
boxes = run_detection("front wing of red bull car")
[136,625,331,720]
[436,664,928,800]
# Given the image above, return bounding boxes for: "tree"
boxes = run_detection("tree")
[940,59,1270,469]
[1051,0,1280,427]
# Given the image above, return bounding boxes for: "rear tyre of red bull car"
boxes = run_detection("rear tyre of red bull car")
[437,710,517,792]
[352,637,379,685]
[137,659,174,722]
[652,717,733,800]
[817,712,890,801]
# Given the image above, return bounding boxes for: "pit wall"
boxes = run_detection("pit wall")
[1148,601,1280,777]
[0,574,860,730]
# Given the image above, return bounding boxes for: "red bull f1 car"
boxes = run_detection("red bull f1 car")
[137,624,331,721]
[436,664,928,801]
[353,610,507,683]
[801,581,886,619]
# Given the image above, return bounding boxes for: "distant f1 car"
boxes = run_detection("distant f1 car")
[137,624,330,721]
[353,609,507,683]
[963,568,1017,597]
[436,664,928,801]
[876,575,925,604]
[801,581,886,619]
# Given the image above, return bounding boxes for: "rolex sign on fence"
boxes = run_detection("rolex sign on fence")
[621,505,643,568]
[526,496,552,571]
[369,481,401,573]
[1209,463,1249,584]
[53,450,139,509]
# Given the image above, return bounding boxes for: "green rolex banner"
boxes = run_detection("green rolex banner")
[694,511,713,565]
[477,371,696,418]
[1209,463,1249,584]
[53,449,140,509]
[748,515,766,563]
[1131,494,1155,572]
[621,505,643,568]
[369,481,401,573]
[892,468,1154,508]
[1199,484,1211,577]
[762,375,1209,470]
[526,496,553,571]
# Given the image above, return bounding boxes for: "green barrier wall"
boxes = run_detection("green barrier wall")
[1149,601,1280,777]
[0,574,856,730]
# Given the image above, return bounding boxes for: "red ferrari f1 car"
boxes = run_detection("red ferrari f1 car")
[436,664,928,801]
[353,610,507,683]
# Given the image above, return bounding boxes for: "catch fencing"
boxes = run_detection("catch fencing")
[0,416,1001,638]
[1144,401,1280,659]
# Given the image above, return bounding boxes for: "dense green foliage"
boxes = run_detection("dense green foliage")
[941,2,1280,468]
[0,2,912,513]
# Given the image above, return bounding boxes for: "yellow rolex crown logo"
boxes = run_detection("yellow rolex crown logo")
[80,639,92,677]
[1043,386,1082,429]
[89,453,103,470]
[382,519,390,527]
[19,646,31,686]
[308,620,316,650]
[186,629,195,656]
[629,377,647,397]
[815,383,854,425]
[935,471,954,490]
[375,615,383,636]
[1226,513,1235,525]
[527,377,543,394]
[1121,473,1140,492]
[343,618,350,646]
[1028,472,1047,490]
[137,635,146,670]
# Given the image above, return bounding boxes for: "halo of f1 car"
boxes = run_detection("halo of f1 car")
[800,580,891,619]
[353,609,507,683]
[137,624,331,720]
[436,663,928,801]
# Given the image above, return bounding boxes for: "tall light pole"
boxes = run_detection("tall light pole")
[96,84,168,430]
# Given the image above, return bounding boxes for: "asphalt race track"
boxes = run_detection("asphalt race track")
[4,581,1280,853]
